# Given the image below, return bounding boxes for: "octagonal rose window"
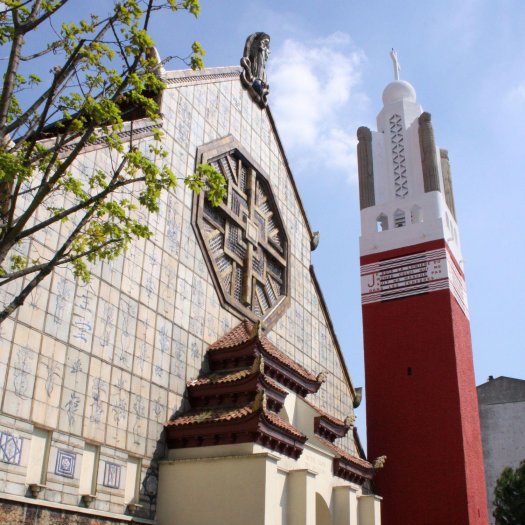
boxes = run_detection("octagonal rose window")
[193,137,289,325]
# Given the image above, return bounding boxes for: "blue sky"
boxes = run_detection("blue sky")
[150,0,525,423]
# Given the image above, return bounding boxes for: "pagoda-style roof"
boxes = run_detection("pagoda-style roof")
[318,438,375,485]
[187,356,288,412]
[304,398,351,443]
[208,320,323,397]
[166,323,311,459]
[165,321,374,474]
[166,394,306,459]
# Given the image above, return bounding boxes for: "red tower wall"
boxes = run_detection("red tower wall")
[362,240,488,525]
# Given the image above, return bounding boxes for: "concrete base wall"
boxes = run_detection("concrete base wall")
[157,453,276,525]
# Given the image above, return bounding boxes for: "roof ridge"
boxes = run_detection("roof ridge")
[208,320,319,384]
[317,437,373,470]
[188,367,254,387]
[263,409,305,440]
[167,404,255,427]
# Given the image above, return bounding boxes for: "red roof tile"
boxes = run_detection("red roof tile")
[259,337,318,382]
[303,398,347,428]
[261,374,288,396]
[209,320,318,383]
[317,437,373,470]
[264,410,305,440]
[209,321,253,349]
[167,403,305,441]
[167,405,254,427]
[188,368,253,386]
[188,364,288,398]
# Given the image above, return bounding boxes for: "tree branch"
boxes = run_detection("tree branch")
[0,28,25,135]
[0,195,98,322]
[18,0,70,33]
[20,41,63,61]
[0,237,122,286]
[3,38,85,137]
[14,158,144,242]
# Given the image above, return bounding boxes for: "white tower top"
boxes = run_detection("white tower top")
[357,64,462,267]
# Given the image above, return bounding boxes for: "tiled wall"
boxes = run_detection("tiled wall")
[0,68,357,516]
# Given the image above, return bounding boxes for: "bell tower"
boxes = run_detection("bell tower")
[357,55,488,524]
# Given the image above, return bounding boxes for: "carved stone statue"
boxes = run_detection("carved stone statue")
[252,390,268,412]
[373,455,387,469]
[250,319,265,338]
[251,354,265,374]
[344,414,356,428]
[390,48,401,81]
[316,371,328,383]
[310,231,320,251]
[241,32,271,107]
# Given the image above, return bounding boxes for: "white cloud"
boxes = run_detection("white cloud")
[506,82,525,104]
[268,33,367,183]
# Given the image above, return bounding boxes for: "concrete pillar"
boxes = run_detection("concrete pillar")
[333,485,359,525]
[263,454,282,525]
[358,494,382,525]
[287,469,317,525]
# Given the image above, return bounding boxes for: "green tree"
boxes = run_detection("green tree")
[0,0,225,323]
[493,460,525,525]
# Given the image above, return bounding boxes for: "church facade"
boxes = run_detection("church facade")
[0,35,381,524]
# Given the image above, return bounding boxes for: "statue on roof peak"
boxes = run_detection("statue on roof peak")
[241,32,271,107]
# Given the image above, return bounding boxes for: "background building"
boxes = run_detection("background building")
[478,376,525,524]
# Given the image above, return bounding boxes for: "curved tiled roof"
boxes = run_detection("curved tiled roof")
[168,403,304,440]
[209,320,318,383]
[303,397,348,428]
[261,374,288,396]
[264,410,304,440]
[208,320,254,350]
[167,405,254,427]
[166,400,307,461]
[317,437,373,470]
[188,367,288,397]
[188,368,254,386]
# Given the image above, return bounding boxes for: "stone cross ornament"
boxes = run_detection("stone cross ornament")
[241,32,271,107]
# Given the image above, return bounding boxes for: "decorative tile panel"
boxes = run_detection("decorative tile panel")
[0,431,22,465]
[103,461,121,489]
[360,247,468,317]
[55,449,76,478]
[389,114,409,198]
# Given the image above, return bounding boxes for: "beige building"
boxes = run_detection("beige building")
[0,34,381,524]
